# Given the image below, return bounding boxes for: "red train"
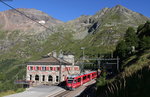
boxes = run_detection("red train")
[66,71,98,90]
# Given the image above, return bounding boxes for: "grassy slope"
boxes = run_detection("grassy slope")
[96,50,150,97]
[0,29,115,93]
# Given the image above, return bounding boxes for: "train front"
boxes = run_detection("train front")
[66,76,75,90]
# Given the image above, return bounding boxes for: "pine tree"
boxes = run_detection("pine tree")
[115,40,128,59]
[140,36,150,50]
[138,21,150,38]
[125,27,139,50]
[137,21,150,50]
[115,27,139,59]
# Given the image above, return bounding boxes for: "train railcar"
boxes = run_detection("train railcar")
[66,71,97,90]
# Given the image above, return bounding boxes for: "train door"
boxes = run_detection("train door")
[77,77,82,86]
[88,74,91,81]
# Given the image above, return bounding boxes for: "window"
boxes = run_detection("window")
[48,75,53,81]
[74,67,79,70]
[57,67,60,71]
[50,67,53,70]
[36,66,38,70]
[30,75,32,80]
[46,67,49,71]
[74,80,77,83]
[83,76,86,80]
[78,78,81,82]
[53,67,56,71]
[55,67,57,71]
[30,66,33,70]
[38,66,41,70]
[56,76,59,82]
[49,67,51,71]
[88,75,90,78]
[27,66,30,70]
[42,75,45,81]
[67,80,73,83]
[42,67,46,71]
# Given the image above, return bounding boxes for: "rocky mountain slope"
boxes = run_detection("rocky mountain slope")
[0,5,149,59]
[63,5,149,40]
[0,8,63,33]
[56,5,149,55]
[0,8,63,53]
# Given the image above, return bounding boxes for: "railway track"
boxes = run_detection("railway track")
[54,90,70,97]
[49,80,96,97]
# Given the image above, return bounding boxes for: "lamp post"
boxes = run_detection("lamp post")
[81,47,85,73]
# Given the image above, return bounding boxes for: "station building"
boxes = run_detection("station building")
[26,53,80,85]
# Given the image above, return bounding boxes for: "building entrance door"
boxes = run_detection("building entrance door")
[48,75,53,81]
[35,75,39,81]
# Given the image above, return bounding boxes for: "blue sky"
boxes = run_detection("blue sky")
[0,0,150,22]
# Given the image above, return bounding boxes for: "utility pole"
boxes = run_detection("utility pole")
[117,56,120,72]
[98,60,101,69]
[59,52,63,83]
[81,47,85,73]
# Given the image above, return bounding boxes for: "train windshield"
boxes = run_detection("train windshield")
[67,80,73,83]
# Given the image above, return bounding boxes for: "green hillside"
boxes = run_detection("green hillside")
[96,50,150,97]
[96,21,150,97]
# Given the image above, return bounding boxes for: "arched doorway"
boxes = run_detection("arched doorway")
[48,75,53,81]
[35,75,39,81]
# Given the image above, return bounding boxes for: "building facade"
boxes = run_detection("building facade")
[26,56,80,85]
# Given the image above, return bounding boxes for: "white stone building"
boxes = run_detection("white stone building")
[26,55,80,85]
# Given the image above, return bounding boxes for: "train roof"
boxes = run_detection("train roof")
[67,71,97,78]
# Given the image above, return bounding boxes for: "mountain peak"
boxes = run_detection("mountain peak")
[114,5,124,8]
[111,5,132,13]
[0,8,63,32]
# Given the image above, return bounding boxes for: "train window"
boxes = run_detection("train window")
[88,75,90,78]
[68,80,73,83]
[83,76,86,80]
[74,80,77,83]
[67,77,74,80]
[92,74,94,77]
[78,78,81,82]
